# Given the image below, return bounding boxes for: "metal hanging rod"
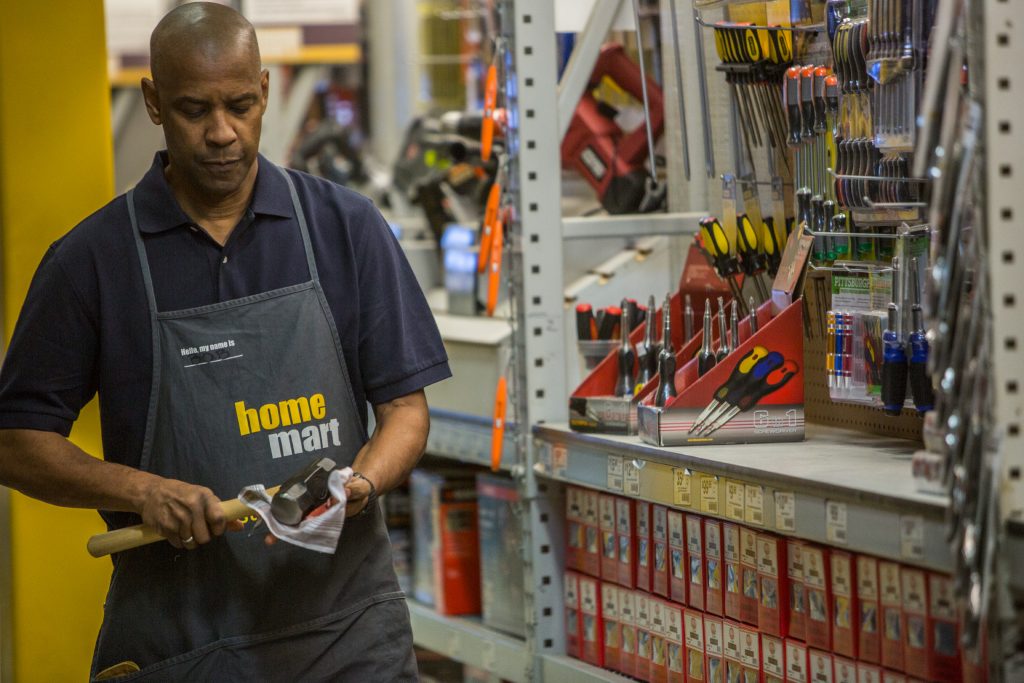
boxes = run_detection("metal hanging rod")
[826,167,930,184]
[693,14,825,34]
[862,196,930,209]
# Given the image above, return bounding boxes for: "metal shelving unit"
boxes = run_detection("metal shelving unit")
[539,654,635,682]
[427,409,518,471]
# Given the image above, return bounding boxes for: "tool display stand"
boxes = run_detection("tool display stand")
[637,299,804,446]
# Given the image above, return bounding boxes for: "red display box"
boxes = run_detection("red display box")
[723,522,743,621]
[649,598,669,683]
[686,514,706,611]
[667,509,688,605]
[599,494,618,581]
[579,574,604,667]
[635,501,652,593]
[878,560,905,671]
[618,588,638,679]
[566,487,583,572]
[901,567,930,680]
[665,602,685,683]
[653,505,670,598]
[581,489,601,578]
[830,550,857,659]
[637,593,652,682]
[802,544,831,652]
[616,497,637,588]
[740,526,760,625]
[808,649,834,683]
[704,615,725,683]
[565,571,582,660]
[785,638,809,683]
[927,573,962,682]
[601,581,620,673]
[855,554,881,664]
[787,539,807,641]
[685,609,707,682]
[762,633,786,683]
[758,533,789,638]
[704,518,725,615]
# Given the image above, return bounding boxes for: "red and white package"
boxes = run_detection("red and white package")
[740,527,760,625]
[599,494,618,581]
[649,597,669,683]
[616,497,636,587]
[802,544,831,652]
[787,539,807,641]
[565,571,581,660]
[762,633,786,683]
[685,608,706,682]
[723,522,743,621]
[652,505,670,598]
[739,625,761,682]
[602,582,620,673]
[704,519,725,615]
[856,662,882,683]
[566,487,582,572]
[668,510,688,605]
[579,574,604,667]
[723,619,744,683]
[636,501,652,592]
[833,656,857,683]
[830,550,857,659]
[582,489,601,577]
[758,533,789,637]
[785,639,809,683]
[901,567,930,680]
[665,602,685,683]
[637,593,652,682]
[878,560,905,671]
[856,555,881,664]
[808,649,834,683]
[686,514,705,611]
[704,616,725,683]
[927,573,961,681]
[618,588,638,679]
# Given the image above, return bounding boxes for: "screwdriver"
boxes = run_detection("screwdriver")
[698,300,717,377]
[716,296,730,362]
[698,217,744,304]
[597,306,622,341]
[684,294,695,342]
[822,199,837,261]
[689,346,771,433]
[737,214,769,302]
[748,296,759,336]
[693,352,785,433]
[811,195,826,262]
[908,258,935,413]
[625,299,642,333]
[575,303,597,341]
[881,302,908,416]
[615,299,637,398]
[827,310,836,389]
[655,293,677,408]
[831,212,850,261]
[762,216,785,278]
[700,360,799,436]
[638,295,659,387]
[730,300,740,349]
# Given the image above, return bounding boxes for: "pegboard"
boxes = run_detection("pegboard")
[801,271,924,442]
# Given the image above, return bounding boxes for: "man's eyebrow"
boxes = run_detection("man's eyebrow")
[172,96,209,107]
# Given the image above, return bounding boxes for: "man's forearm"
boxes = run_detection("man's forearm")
[350,390,430,496]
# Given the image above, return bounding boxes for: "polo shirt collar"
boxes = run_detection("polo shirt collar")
[132,151,294,234]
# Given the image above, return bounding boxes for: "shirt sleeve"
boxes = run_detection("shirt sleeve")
[353,201,451,405]
[0,245,98,435]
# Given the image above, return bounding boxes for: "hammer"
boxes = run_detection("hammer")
[86,458,337,558]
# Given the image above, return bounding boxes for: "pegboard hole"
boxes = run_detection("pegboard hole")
[540,513,548,523]
[1008,380,1019,394]
[532,296,541,305]
[534,357,544,367]
[524,14,532,23]
[529,202,538,212]
[1000,121,1012,134]
[1005,250,1016,264]
[544,639,553,649]
[1011,467,1021,480]
[531,265,540,274]
[541,544,550,554]
[1007,337,1019,351]
[999,77,1011,90]
[528,171,537,180]
[1001,164,1013,178]
[543,607,552,617]
[531,234,539,243]
[524,46,533,56]
[527,140,536,149]
[1005,293,1016,307]
[536,389,545,399]
[525,77,534,87]
[1002,207,1014,221]
[1009,424,1020,437]
[999,33,1010,46]
[541,575,551,586]
[526,109,535,118]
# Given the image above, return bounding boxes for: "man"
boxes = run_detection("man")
[0,3,448,680]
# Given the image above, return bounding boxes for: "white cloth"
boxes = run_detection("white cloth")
[239,467,352,554]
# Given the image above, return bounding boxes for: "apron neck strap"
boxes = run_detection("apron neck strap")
[127,188,160,316]
[277,167,321,283]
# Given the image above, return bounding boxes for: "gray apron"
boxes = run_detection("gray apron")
[91,168,416,681]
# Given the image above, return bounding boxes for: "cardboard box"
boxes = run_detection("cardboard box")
[740,625,762,682]
[809,649,834,683]
[901,567,930,680]
[704,615,725,683]
[653,504,671,598]
[723,619,744,683]
[650,598,669,683]
[668,510,688,605]
[830,550,857,659]
[565,571,581,660]
[833,656,857,683]
[878,560,905,671]
[927,573,961,681]
[855,555,881,664]
[600,494,618,581]
[686,514,706,611]
[803,545,831,652]
[740,527,760,625]
[724,522,743,621]
[617,497,637,588]
[758,533,788,637]
[636,501,652,593]
[785,639,809,683]
[566,487,583,572]
[618,588,638,679]
[582,489,601,578]
[685,609,707,682]
[476,473,525,637]
[762,633,786,683]
[856,663,882,683]
[637,593,653,682]
[579,575,604,667]
[705,519,725,616]
[787,539,807,641]
[602,582,621,673]
[665,602,685,683]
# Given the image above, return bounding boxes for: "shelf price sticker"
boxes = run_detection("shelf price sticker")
[826,501,848,544]
[725,480,745,521]
[624,460,642,496]
[744,484,765,526]
[774,491,796,531]
[607,456,624,492]
[899,515,924,561]
[672,467,693,507]
[552,444,568,478]
[699,473,720,515]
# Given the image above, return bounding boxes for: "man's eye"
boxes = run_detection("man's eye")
[231,105,251,115]
[182,108,206,119]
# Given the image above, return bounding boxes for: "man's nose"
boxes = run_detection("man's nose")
[206,109,237,147]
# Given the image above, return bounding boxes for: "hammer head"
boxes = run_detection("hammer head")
[270,457,337,525]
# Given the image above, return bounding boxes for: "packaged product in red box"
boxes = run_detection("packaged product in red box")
[785,639,809,683]
[740,625,761,682]
[927,573,961,681]
[724,522,743,620]
[856,662,882,683]
[723,619,744,682]
[881,671,907,683]
[602,582,620,673]
[808,649,834,683]
[618,588,638,678]
[582,489,601,577]
[833,656,857,683]
[668,509,688,605]
[878,561,905,671]
[565,571,581,660]
[617,497,636,588]
[665,602,685,683]
[686,514,706,611]
[762,633,786,683]
[579,574,604,667]
[649,598,669,683]
[830,550,857,659]
[900,567,930,680]
[705,518,725,615]
[788,539,807,641]
[802,544,831,652]
[758,533,789,637]
[685,609,706,682]
[653,504,670,597]
[704,615,725,683]
[740,526,760,625]
[636,501,652,592]
[600,494,618,581]
[637,593,653,682]
[856,555,881,664]
[566,487,583,572]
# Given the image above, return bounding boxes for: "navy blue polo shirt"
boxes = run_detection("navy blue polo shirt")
[0,152,450,469]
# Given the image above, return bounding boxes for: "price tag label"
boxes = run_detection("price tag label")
[607,456,624,492]
[826,501,848,544]
[624,460,642,496]
[699,473,720,515]
[725,480,745,521]
[672,468,693,507]
[900,515,924,560]
[774,491,796,531]
[552,445,568,478]
[744,484,765,526]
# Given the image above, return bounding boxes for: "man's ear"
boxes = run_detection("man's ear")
[141,78,162,125]
[259,69,270,110]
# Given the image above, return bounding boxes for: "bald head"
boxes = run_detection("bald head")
[150,2,261,84]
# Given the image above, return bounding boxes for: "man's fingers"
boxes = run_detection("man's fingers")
[204,494,228,537]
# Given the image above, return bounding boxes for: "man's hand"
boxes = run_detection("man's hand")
[343,474,374,518]
[138,477,240,549]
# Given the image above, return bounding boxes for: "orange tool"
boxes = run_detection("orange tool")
[481,63,498,162]
[478,180,501,273]
[490,375,508,471]
[485,214,504,316]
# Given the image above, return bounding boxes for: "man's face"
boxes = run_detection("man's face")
[143,45,268,199]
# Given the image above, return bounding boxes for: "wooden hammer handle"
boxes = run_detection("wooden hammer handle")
[86,486,281,558]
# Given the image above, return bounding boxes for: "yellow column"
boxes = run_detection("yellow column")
[0,1,114,680]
